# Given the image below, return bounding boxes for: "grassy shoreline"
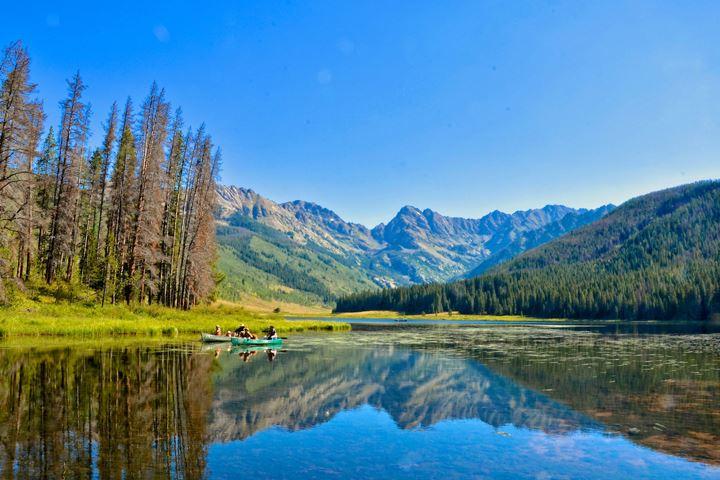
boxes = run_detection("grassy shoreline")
[0,301,349,339]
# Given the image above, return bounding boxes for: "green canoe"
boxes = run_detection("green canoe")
[231,337,283,347]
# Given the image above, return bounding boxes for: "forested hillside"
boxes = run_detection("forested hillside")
[462,205,615,277]
[0,41,217,308]
[216,213,377,306]
[335,181,720,321]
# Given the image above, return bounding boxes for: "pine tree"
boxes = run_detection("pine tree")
[45,72,89,283]
[94,102,117,257]
[35,127,57,256]
[158,108,185,304]
[0,40,44,290]
[104,98,137,304]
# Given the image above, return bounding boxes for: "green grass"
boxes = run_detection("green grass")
[0,301,350,339]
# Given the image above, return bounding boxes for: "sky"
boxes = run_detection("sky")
[3,0,720,227]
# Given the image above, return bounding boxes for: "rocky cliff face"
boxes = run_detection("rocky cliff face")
[215,184,614,293]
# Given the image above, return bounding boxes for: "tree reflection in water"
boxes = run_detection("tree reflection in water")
[0,346,213,479]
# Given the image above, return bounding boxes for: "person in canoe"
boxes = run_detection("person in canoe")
[265,326,278,340]
[235,325,257,339]
[214,325,222,336]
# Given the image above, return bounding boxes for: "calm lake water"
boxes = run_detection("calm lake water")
[0,322,719,479]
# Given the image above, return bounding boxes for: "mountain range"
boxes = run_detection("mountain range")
[215,185,614,306]
[335,180,720,321]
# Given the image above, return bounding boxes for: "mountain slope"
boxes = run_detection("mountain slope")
[335,181,720,320]
[216,213,377,306]
[216,185,613,305]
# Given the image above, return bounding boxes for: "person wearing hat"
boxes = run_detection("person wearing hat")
[234,324,255,338]
[213,325,222,336]
[235,324,258,339]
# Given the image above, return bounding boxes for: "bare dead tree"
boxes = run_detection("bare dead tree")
[184,146,219,306]
[125,83,169,303]
[15,102,43,280]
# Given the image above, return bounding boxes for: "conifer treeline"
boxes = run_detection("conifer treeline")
[0,41,218,307]
[334,263,720,320]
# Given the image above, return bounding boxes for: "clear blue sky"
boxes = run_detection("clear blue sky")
[4,1,720,227]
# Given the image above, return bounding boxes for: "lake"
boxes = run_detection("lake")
[0,322,718,479]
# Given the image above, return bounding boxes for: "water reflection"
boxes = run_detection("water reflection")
[0,325,717,478]
[208,344,597,442]
[0,346,213,479]
[420,327,720,465]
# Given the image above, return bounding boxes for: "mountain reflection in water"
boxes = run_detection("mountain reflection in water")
[0,325,718,479]
[209,344,597,441]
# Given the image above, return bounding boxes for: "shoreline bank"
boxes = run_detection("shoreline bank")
[0,302,349,339]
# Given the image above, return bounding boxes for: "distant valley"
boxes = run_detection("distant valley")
[215,185,613,306]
